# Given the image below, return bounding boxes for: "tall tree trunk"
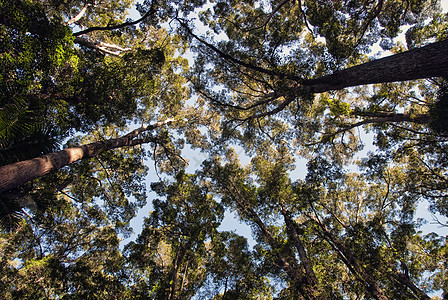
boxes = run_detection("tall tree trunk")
[308,215,388,300]
[281,205,327,299]
[0,119,173,194]
[387,266,431,300]
[303,39,448,93]
[225,182,323,299]
[281,205,319,285]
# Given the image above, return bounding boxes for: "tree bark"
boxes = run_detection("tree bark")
[303,39,448,93]
[281,205,327,299]
[0,119,173,194]
[387,267,431,300]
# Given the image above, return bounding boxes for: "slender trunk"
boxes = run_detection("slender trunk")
[309,216,388,300]
[281,206,327,299]
[281,205,318,285]
[303,39,448,93]
[168,245,183,300]
[387,267,431,300]
[229,191,306,297]
[0,119,173,194]
[179,259,189,296]
[244,204,301,281]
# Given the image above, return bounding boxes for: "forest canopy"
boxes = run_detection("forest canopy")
[1,0,448,299]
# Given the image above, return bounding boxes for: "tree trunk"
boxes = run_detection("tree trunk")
[281,206,327,299]
[281,205,319,285]
[0,119,173,194]
[387,267,431,300]
[303,39,448,93]
[309,216,388,300]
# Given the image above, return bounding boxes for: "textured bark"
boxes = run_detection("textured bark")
[303,39,448,93]
[0,119,172,194]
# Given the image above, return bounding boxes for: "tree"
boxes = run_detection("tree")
[0,119,173,194]
[2,0,448,298]
[125,172,225,299]
[0,184,128,299]
[0,0,188,228]
[202,145,440,299]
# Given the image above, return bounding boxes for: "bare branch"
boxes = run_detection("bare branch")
[297,0,314,36]
[178,18,301,82]
[73,5,157,36]
[353,0,384,50]
[74,36,132,56]
[66,3,90,25]
[247,0,291,31]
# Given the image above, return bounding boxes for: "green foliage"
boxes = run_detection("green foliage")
[1,0,447,298]
[429,80,448,134]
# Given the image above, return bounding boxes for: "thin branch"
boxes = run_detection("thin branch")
[234,95,295,121]
[247,0,291,31]
[353,0,384,50]
[256,118,275,142]
[431,214,448,228]
[322,112,431,141]
[59,190,83,203]
[73,5,157,36]
[152,143,162,181]
[297,0,314,36]
[178,18,302,82]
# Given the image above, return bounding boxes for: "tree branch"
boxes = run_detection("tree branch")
[73,4,157,36]
[178,18,302,82]
[74,36,132,56]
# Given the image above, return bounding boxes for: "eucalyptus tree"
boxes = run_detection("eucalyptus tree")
[0,183,128,299]
[177,0,447,156]
[178,0,448,221]
[125,172,222,299]
[202,144,443,299]
[0,0,191,229]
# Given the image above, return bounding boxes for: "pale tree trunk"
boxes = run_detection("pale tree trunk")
[66,4,90,25]
[0,119,173,194]
[304,39,448,93]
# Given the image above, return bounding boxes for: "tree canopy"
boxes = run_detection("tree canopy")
[1,0,447,299]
